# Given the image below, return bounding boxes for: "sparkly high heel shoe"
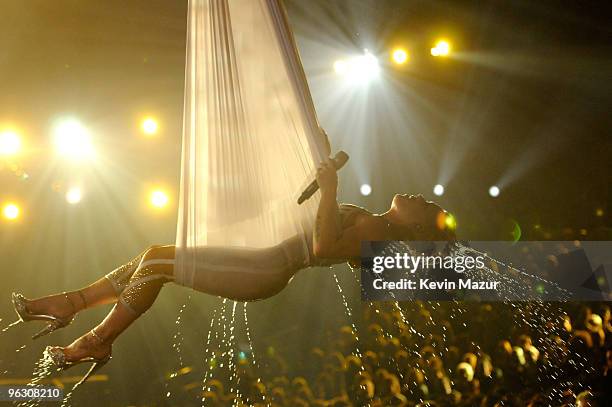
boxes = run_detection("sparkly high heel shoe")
[44,329,112,387]
[11,291,85,339]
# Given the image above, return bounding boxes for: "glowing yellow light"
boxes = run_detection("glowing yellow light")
[141,117,159,136]
[0,130,22,156]
[333,60,347,75]
[150,190,169,208]
[2,203,20,220]
[53,119,94,160]
[444,212,457,230]
[431,40,451,57]
[437,211,456,231]
[595,208,604,217]
[391,48,408,64]
[66,187,83,204]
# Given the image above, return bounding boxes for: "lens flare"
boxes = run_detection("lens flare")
[511,220,522,242]
[437,211,456,232]
[445,212,457,230]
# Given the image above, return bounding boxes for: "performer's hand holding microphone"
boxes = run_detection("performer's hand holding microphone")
[297,151,349,204]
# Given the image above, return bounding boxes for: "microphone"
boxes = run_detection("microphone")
[297,151,349,204]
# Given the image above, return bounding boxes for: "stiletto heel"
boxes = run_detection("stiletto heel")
[32,321,63,340]
[75,358,110,387]
[11,291,81,339]
[44,329,112,387]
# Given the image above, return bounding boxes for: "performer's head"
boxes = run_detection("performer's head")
[386,193,455,241]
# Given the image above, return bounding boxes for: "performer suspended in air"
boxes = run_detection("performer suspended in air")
[12,160,453,383]
[10,0,455,385]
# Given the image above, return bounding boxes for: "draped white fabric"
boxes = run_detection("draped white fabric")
[175,0,328,287]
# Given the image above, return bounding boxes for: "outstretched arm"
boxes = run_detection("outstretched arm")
[312,158,362,259]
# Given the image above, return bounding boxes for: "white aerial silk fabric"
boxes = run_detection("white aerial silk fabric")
[174,0,328,287]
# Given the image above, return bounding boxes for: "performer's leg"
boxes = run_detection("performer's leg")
[23,249,149,318]
[55,246,175,362]
[97,245,175,342]
[52,240,303,362]
[92,239,306,346]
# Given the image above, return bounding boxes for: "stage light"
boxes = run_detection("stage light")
[2,203,20,220]
[66,187,83,204]
[391,48,408,65]
[53,119,94,160]
[433,184,445,196]
[150,189,169,209]
[360,183,372,196]
[141,117,159,136]
[333,60,347,75]
[349,51,380,84]
[595,208,604,217]
[489,185,500,197]
[334,51,380,84]
[431,40,451,57]
[0,130,21,156]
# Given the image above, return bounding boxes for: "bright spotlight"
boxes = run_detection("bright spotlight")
[2,203,20,220]
[431,40,451,57]
[141,117,159,136]
[333,60,347,75]
[391,48,408,65]
[0,130,21,156]
[433,184,445,196]
[360,184,372,196]
[489,185,500,198]
[66,187,83,204]
[349,51,380,84]
[335,51,380,85]
[150,190,169,209]
[53,119,94,160]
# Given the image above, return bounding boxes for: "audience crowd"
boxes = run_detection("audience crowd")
[178,238,612,406]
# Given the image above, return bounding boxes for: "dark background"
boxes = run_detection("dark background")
[0,0,610,405]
